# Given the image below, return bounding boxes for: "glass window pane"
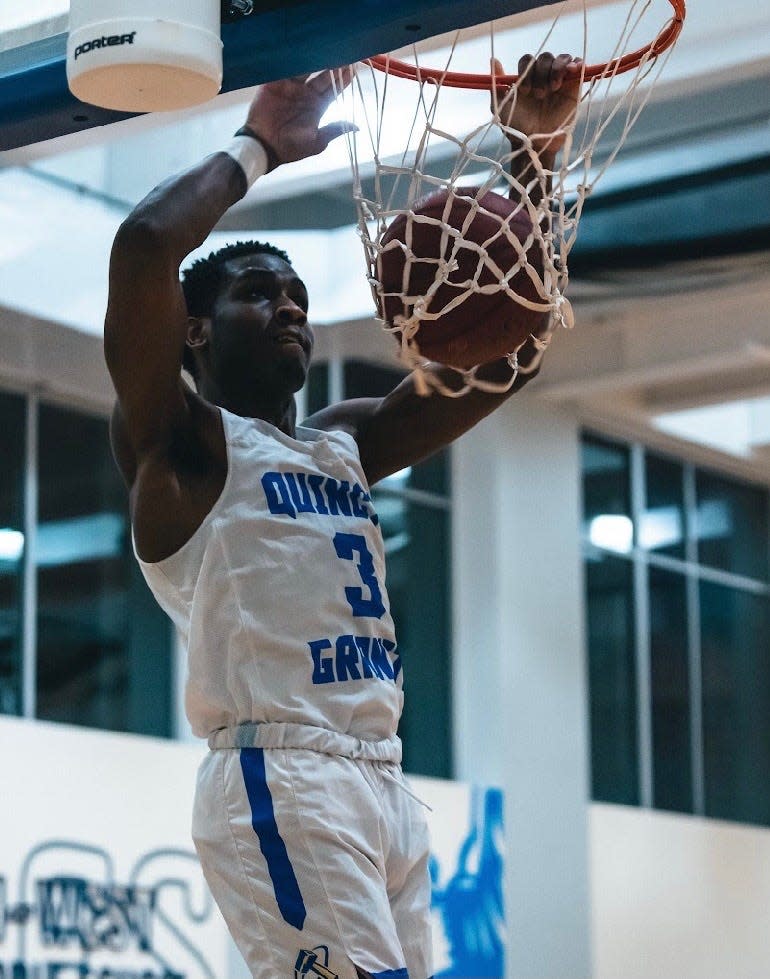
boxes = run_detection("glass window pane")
[36,402,172,736]
[701,581,770,826]
[642,454,685,559]
[585,552,639,805]
[305,362,329,415]
[0,391,26,716]
[696,472,769,581]
[343,359,405,400]
[582,437,633,555]
[649,567,692,813]
[379,451,450,498]
[405,449,449,496]
[374,489,452,778]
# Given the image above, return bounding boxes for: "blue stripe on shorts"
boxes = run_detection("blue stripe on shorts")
[370,970,410,979]
[240,746,307,930]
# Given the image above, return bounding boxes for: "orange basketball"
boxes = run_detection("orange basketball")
[377,187,550,369]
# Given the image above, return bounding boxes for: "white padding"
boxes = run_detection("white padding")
[66,0,222,113]
[225,136,269,188]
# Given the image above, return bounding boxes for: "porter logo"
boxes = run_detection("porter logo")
[74,32,137,60]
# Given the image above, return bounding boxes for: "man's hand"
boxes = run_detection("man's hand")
[243,69,356,170]
[493,53,582,159]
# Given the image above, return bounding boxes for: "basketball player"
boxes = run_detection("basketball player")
[105,54,581,979]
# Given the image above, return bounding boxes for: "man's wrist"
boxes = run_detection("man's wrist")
[234,125,280,172]
[506,133,559,164]
[224,135,269,190]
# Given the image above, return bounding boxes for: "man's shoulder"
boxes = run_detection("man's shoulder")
[127,389,229,563]
[111,385,225,488]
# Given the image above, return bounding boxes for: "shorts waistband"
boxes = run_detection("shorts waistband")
[207,721,402,763]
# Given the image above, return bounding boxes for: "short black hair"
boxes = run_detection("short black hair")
[180,240,292,378]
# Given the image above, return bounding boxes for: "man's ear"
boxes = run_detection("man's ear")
[186,316,210,352]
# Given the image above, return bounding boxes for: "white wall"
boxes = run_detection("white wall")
[591,803,770,979]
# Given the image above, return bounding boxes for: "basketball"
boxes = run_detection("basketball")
[377,187,550,369]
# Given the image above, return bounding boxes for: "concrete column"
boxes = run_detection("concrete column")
[452,396,592,979]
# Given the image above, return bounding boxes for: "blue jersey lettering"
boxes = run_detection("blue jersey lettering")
[309,638,334,684]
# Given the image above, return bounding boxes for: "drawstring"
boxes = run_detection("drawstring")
[379,765,433,812]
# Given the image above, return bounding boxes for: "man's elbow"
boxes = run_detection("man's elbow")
[112,212,169,262]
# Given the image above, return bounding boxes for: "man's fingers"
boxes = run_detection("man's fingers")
[562,57,585,100]
[517,54,535,95]
[317,120,358,149]
[490,57,515,114]
[529,52,555,97]
[515,52,585,99]
[305,66,354,95]
[550,53,574,91]
[334,65,356,89]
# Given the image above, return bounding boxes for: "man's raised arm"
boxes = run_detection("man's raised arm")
[310,53,582,486]
[104,70,354,462]
[494,52,582,213]
[104,152,248,458]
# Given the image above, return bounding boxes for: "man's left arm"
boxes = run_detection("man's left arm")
[306,354,534,483]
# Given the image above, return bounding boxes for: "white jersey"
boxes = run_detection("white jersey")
[136,407,402,741]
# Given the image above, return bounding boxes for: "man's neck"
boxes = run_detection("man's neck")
[200,379,297,436]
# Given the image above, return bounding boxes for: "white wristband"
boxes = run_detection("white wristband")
[224,134,269,189]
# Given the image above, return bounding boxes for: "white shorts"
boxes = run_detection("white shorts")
[192,723,433,979]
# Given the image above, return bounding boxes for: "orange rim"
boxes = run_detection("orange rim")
[367,0,686,89]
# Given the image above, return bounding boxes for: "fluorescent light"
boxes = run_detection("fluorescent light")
[588,514,633,554]
[36,513,125,567]
[696,500,731,542]
[639,506,683,551]
[0,528,24,561]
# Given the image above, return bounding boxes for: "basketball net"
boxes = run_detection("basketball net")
[333,0,686,396]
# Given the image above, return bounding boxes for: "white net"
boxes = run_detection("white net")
[332,0,685,396]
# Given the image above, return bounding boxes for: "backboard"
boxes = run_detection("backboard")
[0,0,560,151]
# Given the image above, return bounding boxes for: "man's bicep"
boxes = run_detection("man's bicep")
[109,402,138,488]
[346,362,528,484]
[305,383,442,484]
[104,220,190,452]
[306,392,418,485]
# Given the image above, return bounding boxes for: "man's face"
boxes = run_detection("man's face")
[208,252,314,395]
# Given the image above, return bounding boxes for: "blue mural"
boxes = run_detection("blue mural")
[432,787,504,978]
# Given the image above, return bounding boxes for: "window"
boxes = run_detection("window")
[306,362,330,417]
[649,565,692,812]
[582,434,770,827]
[701,582,770,824]
[696,472,768,580]
[0,390,26,716]
[310,359,453,778]
[0,392,173,737]
[585,553,639,805]
[376,466,452,777]
[644,453,685,559]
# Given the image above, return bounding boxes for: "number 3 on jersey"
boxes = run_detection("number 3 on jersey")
[333,532,386,618]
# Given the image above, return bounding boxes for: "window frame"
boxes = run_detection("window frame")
[0,384,174,737]
[582,430,770,823]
